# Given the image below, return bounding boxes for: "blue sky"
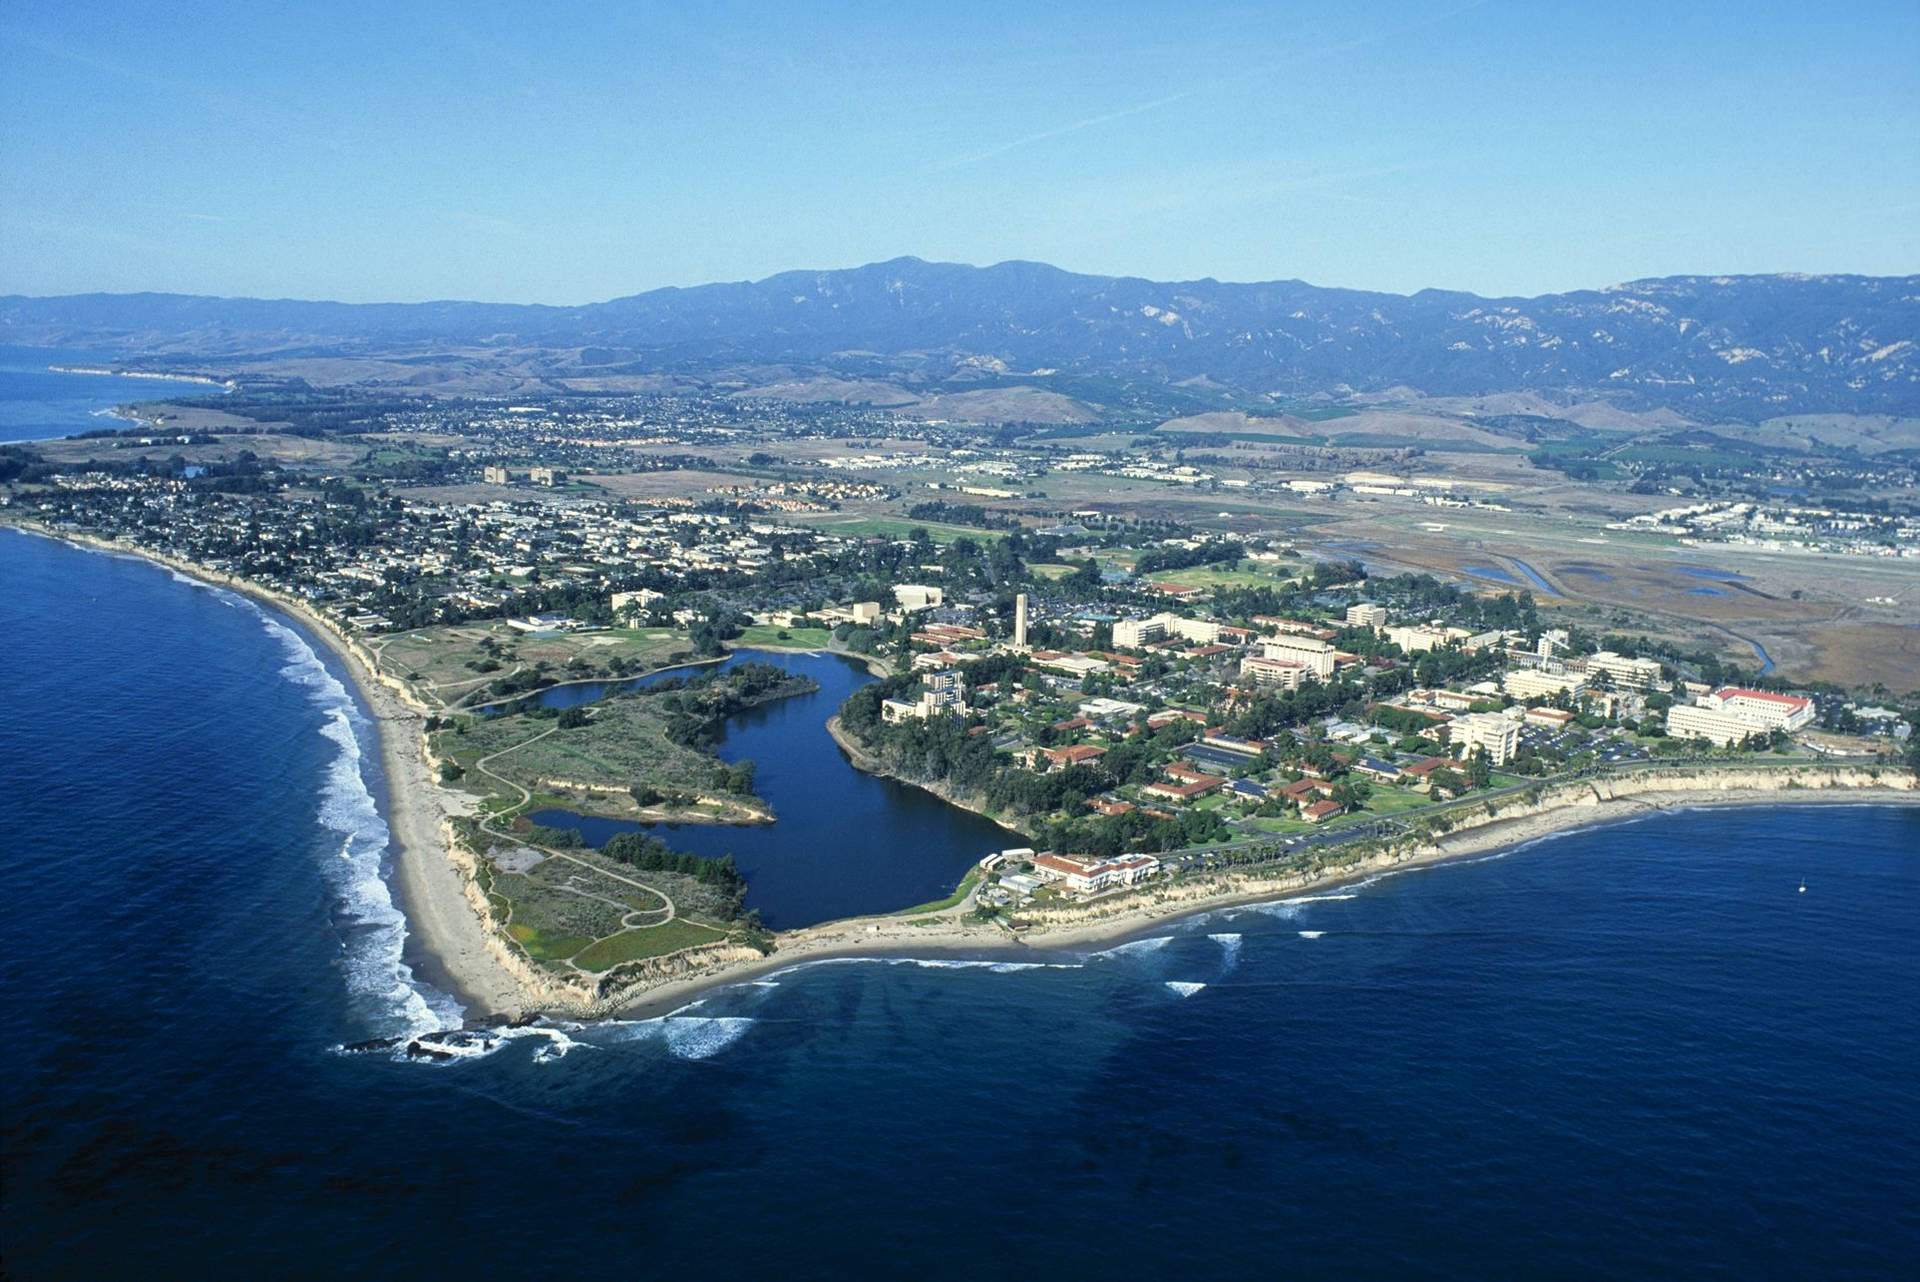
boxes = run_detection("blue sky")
[3,1,1915,302]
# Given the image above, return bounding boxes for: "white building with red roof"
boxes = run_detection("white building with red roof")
[1667,686,1814,745]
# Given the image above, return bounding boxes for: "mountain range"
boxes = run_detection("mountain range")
[5,258,1915,420]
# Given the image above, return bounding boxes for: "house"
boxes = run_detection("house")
[1280,778,1334,804]
[1301,799,1344,823]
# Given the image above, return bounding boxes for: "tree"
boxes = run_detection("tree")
[1466,746,1492,788]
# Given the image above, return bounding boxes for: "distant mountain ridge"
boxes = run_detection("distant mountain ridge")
[4,258,1915,418]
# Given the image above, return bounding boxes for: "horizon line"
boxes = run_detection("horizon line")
[0,258,1905,313]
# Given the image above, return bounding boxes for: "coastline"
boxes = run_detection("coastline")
[825,713,1030,841]
[8,520,1917,1028]
[609,768,1920,1016]
[11,525,539,1018]
[48,363,235,388]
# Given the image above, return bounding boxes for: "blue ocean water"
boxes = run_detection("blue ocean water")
[4,525,1919,1280]
[0,345,224,443]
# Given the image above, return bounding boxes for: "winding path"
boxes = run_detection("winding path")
[469,724,679,930]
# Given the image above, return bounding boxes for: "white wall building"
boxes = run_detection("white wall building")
[1504,669,1587,701]
[1666,687,1814,745]
[1113,612,1219,649]
[1449,711,1520,765]
[894,584,944,610]
[1345,603,1389,630]
[1258,634,1335,678]
[1585,651,1665,691]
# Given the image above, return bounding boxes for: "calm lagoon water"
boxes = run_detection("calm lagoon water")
[526,648,1015,927]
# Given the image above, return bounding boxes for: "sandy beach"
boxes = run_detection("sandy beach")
[29,528,538,1016]
[14,521,1919,1026]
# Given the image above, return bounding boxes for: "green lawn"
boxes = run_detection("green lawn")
[736,624,833,649]
[1352,788,1437,817]
[786,513,1007,543]
[508,922,592,961]
[1147,563,1300,589]
[899,868,982,915]
[571,919,729,972]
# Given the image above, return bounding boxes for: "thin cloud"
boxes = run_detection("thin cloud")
[923,90,1195,173]
[921,0,1490,175]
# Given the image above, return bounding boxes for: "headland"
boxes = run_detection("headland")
[10,519,1918,1026]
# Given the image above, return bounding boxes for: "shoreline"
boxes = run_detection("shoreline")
[48,363,235,389]
[825,713,1031,841]
[8,520,1918,1027]
[609,770,1920,1017]
[10,525,539,1018]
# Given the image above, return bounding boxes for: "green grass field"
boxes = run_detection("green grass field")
[786,513,1007,543]
[571,919,729,971]
[1147,562,1300,589]
[899,868,982,915]
[736,624,833,649]
[372,622,688,708]
[435,695,728,811]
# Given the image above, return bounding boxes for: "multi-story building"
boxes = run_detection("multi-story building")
[1666,687,1814,745]
[1113,612,1220,649]
[1449,711,1520,766]
[1704,687,1815,731]
[1239,655,1309,689]
[1345,603,1389,630]
[893,584,944,610]
[1257,634,1335,678]
[1385,623,1468,654]
[1504,669,1587,701]
[1584,650,1665,691]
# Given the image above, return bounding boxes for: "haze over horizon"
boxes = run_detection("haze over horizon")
[4,1,1916,306]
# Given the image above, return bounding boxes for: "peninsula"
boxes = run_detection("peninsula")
[1,354,1915,1020]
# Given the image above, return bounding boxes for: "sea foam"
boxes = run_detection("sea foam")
[253,609,464,1042]
[1209,933,1243,969]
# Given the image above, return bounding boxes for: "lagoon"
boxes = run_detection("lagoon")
[527,649,1017,928]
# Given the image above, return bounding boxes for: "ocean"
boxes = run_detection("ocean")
[0,346,224,444]
[3,373,1919,1278]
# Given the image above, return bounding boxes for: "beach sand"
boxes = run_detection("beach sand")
[17,523,1919,1026]
[37,530,535,1017]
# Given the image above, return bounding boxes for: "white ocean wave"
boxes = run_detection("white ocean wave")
[1164,981,1207,998]
[1093,935,1173,959]
[1246,891,1361,921]
[593,1012,758,1060]
[760,955,1076,983]
[1298,931,1325,940]
[1209,932,1242,969]
[254,609,463,1041]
